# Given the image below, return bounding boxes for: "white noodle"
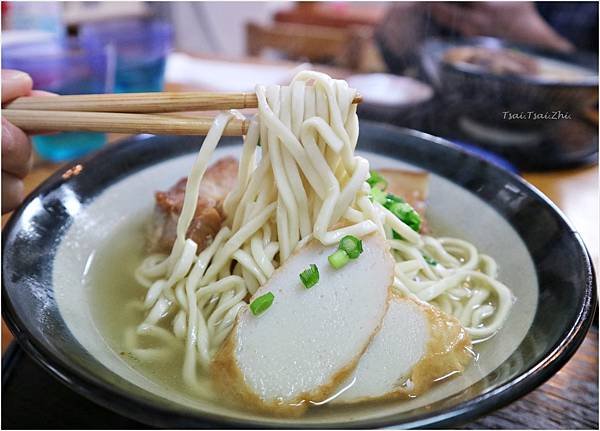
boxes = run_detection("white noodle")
[125,72,514,389]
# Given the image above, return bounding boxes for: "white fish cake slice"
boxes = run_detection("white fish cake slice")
[212,233,394,415]
[333,293,473,404]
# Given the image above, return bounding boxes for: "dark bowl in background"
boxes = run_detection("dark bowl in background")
[421,37,598,126]
[347,73,436,131]
[419,37,598,170]
[356,97,436,132]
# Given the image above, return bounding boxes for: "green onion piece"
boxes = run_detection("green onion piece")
[423,254,437,266]
[250,292,274,316]
[384,193,405,208]
[388,201,421,232]
[328,249,350,269]
[339,235,363,259]
[367,170,388,190]
[392,230,404,240]
[370,187,387,205]
[299,264,319,289]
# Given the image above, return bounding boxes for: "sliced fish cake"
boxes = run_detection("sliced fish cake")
[212,233,394,415]
[333,293,472,404]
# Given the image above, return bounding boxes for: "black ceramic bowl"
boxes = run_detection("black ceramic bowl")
[2,122,596,428]
[419,37,598,170]
[421,37,598,127]
[346,73,435,131]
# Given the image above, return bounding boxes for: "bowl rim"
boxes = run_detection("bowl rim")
[2,123,596,428]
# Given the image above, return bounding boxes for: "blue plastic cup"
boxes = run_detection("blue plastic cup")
[80,19,172,93]
[2,36,113,162]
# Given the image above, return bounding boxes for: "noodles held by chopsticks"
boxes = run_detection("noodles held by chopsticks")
[128,72,513,389]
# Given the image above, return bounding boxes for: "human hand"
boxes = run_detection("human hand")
[1,70,56,213]
[428,2,574,52]
[2,70,35,213]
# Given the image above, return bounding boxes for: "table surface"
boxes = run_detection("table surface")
[1,57,598,428]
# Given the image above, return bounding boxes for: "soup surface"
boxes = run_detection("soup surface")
[55,147,539,423]
[445,46,596,82]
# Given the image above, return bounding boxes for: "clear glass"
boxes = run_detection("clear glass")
[80,19,172,93]
[2,37,113,161]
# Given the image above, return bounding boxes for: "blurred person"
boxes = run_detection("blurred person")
[376,1,597,74]
[1,69,54,213]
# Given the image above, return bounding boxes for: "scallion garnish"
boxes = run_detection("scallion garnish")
[328,249,350,269]
[371,188,405,209]
[369,183,420,234]
[367,171,388,190]
[250,292,274,316]
[370,187,387,205]
[384,193,405,206]
[299,264,319,289]
[388,201,421,233]
[423,254,437,266]
[339,235,363,259]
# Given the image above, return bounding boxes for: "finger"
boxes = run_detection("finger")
[2,117,33,178]
[29,90,58,98]
[1,70,33,103]
[1,171,25,214]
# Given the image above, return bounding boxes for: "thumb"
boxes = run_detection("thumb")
[2,70,33,103]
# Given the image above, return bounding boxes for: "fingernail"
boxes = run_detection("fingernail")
[2,69,32,84]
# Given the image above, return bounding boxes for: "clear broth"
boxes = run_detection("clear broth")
[88,215,483,414]
[86,216,211,402]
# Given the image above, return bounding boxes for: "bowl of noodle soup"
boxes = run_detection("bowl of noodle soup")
[2,73,596,428]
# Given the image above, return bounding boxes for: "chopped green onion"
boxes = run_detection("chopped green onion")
[370,187,387,205]
[367,170,388,190]
[328,249,350,269]
[423,254,437,266]
[250,292,274,316]
[388,201,421,232]
[392,230,404,240]
[299,264,319,289]
[384,193,405,206]
[372,189,405,209]
[339,235,363,259]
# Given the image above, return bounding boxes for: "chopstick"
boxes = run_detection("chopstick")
[2,109,249,136]
[2,90,362,136]
[3,91,363,113]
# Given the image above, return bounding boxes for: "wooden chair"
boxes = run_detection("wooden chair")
[246,21,372,71]
[273,2,386,29]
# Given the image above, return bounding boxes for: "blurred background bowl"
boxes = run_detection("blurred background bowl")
[419,37,598,170]
[347,73,434,131]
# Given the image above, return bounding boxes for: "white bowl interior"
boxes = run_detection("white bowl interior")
[52,145,538,424]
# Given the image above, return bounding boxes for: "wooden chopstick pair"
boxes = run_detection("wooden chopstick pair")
[2,91,362,136]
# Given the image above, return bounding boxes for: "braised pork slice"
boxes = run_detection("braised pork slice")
[147,157,238,253]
